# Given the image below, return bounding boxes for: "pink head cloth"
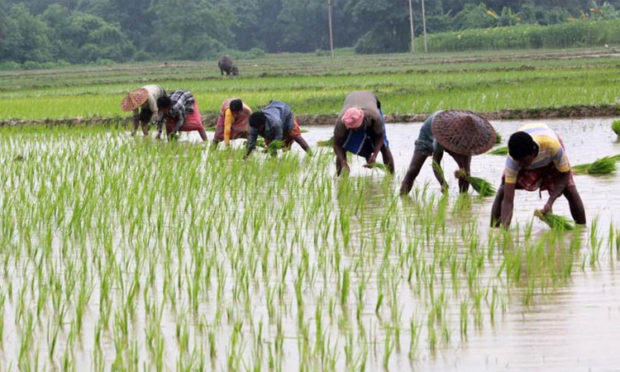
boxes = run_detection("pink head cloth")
[342,107,364,129]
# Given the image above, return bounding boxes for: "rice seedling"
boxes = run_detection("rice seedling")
[316,137,334,147]
[454,169,496,196]
[612,120,620,136]
[488,145,508,155]
[495,130,502,144]
[0,120,617,370]
[1,50,618,126]
[363,162,390,172]
[572,155,617,175]
[534,210,575,230]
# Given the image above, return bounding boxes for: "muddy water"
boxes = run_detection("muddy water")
[304,117,620,370]
[1,118,618,371]
[304,118,620,226]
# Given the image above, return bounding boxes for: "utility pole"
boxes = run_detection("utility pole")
[328,0,335,58]
[408,0,415,53]
[421,0,428,53]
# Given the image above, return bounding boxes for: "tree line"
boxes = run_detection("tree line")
[0,0,617,65]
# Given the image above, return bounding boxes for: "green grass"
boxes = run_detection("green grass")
[573,156,617,175]
[0,48,618,121]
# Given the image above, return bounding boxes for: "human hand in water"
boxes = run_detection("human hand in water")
[367,153,377,165]
[541,202,553,215]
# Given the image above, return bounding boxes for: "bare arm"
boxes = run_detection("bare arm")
[333,133,349,175]
[173,110,186,134]
[155,114,164,139]
[500,182,516,226]
[431,148,448,191]
[368,134,384,165]
[244,128,259,158]
[452,153,472,193]
[542,171,570,214]
[367,117,384,164]
[131,109,139,135]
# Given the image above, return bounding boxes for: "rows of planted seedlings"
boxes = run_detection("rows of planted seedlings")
[0,126,618,370]
[1,61,618,121]
[2,49,617,92]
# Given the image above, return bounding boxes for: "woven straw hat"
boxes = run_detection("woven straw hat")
[431,110,496,155]
[120,88,149,111]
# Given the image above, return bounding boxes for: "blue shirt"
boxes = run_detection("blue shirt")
[247,101,294,152]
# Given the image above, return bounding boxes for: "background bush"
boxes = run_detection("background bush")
[419,19,620,52]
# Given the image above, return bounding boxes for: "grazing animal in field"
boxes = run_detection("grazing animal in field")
[218,56,239,76]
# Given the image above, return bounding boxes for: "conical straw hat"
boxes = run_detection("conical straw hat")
[120,88,149,111]
[431,110,496,155]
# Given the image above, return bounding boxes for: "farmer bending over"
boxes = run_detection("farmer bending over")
[213,98,251,147]
[333,91,395,176]
[155,90,208,141]
[120,84,166,136]
[490,123,586,227]
[400,110,496,195]
[245,100,310,158]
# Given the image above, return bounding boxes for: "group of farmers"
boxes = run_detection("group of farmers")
[120,85,310,158]
[121,86,586,228]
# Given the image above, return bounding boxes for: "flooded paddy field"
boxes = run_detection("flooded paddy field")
[0,118,618,371]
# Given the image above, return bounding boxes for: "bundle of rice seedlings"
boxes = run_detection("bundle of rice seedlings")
[432,160,446,179]
[266,140,285,156]
[572,156,617,175]
[317,137,334,147]
[495,130,502,144]
[611,154,620,162]
[454,169,496,196]
[612,120,620,136]
[250,138,266,148]
[364,162,390,172]
[534,210,575,230]
[488,145,508,155]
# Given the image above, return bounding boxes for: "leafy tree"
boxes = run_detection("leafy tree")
[346,0,412,53]
[1,0,619,63]
[0,4,52,63]
[227,0,262,51]
[148,0,232,59]
[454,3,495,29]
[3,0,83,14]
[276,0,330,52]
[84,0,154,51]
[41,4,135,63]
[228,0,288,52]
[0,3,6,40]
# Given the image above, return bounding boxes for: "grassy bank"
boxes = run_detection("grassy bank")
[0,48,618,121]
